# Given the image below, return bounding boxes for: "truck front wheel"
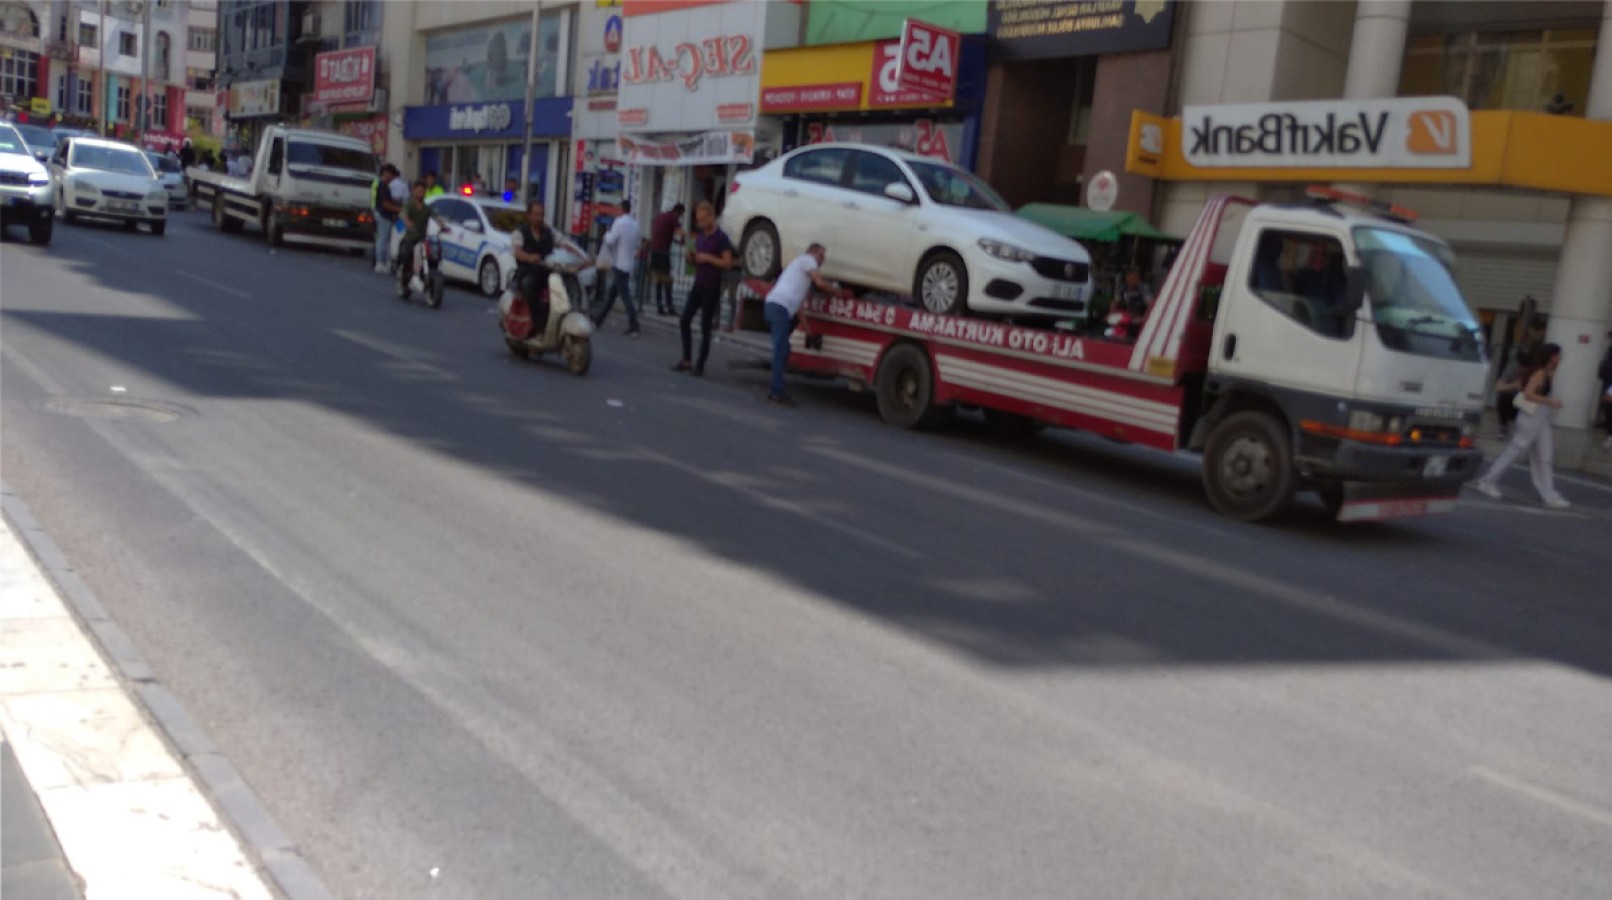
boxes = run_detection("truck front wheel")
[875,344,951,430]
[1202,411,1295,522]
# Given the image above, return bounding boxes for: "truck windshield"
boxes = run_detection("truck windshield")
[906,161,1011,212]
[287,141,375,174]
[1353,226,1483,363]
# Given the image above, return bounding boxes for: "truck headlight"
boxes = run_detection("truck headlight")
[978,238,1036,263]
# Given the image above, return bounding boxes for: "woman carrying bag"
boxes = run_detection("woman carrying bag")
[1473,343,1570,509]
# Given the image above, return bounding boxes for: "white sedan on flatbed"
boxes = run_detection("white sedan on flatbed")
[722,143,1094,319]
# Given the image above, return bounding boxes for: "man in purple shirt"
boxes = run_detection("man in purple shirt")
[671,201,733,377]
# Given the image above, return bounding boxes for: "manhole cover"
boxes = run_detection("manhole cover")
[45,398,185,423]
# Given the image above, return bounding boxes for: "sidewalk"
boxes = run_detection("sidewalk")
[0,492,293,900]
[2,738,84,900]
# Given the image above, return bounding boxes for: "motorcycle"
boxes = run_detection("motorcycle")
[396,221,446,309]
[498,262,594,375]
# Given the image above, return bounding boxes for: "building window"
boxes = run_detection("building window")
[187,105,211,131]
[76,78,93,114]
[0,2,40,38]
[78,22,96,47]
[189,27,216,51]
[0,49,39,100]
[56,12,67,41]
[116,84,130,121]
[156,32,171,81]
[1066,58,1097,146]
[1400,29,1599,116]
[119,31,137,57]
[187,67,214,91]
[343,0,378,41]
[152,92,168,129]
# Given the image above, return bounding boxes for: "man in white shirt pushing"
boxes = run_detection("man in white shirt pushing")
[764,243,837,406]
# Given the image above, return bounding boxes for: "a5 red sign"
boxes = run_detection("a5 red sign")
[894,19,960,99]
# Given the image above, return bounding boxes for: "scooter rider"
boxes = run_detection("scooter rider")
[397,181,449,285]
[513,199,557,319]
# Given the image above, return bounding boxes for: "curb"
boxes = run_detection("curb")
[0,481,335,900]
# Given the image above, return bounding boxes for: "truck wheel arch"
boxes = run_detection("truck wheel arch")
[873,341,954,430]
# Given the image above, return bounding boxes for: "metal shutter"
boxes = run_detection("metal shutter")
[1452,251,1560,313]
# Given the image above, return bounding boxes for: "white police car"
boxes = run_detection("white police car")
[389,194,596,298]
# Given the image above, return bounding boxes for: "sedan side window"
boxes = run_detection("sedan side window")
[1247,229,1355,339]
[849,152,908,197]
[782,148,850,187]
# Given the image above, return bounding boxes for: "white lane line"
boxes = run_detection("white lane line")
[331,328,457,380]
[1470,766,1612,830]
[177,270,253,300]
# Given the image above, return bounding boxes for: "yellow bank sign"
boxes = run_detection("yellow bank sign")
[1182,97,1471,169]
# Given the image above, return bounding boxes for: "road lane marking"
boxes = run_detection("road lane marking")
[331,328,456,380]
[810,443,1512,662]
[178,270,253,299]
[1470,766,1612,830]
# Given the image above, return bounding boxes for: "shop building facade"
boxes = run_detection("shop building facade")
[1134,0,1612,464]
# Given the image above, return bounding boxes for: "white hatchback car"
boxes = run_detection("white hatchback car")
[723,143,1094,318]
[50,137,167,234]
[387,194,595,298]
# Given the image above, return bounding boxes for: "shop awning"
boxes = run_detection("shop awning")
[1016,204,1178,243]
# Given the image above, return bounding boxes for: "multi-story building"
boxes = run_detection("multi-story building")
[185,0,217,136]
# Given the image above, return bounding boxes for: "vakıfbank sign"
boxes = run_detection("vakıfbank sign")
[1182,97,1471,169]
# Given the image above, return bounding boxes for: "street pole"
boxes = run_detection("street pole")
[517,3,540,210]
[138,0,151,144]
[97,0,108,136]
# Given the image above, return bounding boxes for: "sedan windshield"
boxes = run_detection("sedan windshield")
[287,141,376,174]
[0,125,27,156]
[906,161,1010,212]
[13,123,53,151]
[1354,226,1483,363]
[70,144,154,176]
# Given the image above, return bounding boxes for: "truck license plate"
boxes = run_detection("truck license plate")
[322,218,344,228]
[1423,455,1449,477]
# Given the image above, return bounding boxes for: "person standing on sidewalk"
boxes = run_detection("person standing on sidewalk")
[648,203,685,315]
[763,244,837,406]
[372,164,404,274]
[1474,343,1570,509]
[593,200,644,336]
[671,202,732,377]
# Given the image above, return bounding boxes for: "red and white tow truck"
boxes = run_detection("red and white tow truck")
[754,189,1491,522]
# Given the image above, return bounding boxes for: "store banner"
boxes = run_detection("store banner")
[988,0,1176,61]
[314,47,376,106]
[870,39,952,107]
[895,19,960,98]
[336,114,388,156]
[424,16,562,105]
[761,82,862,113]
[617,1,766,133]
[228,80,280,118]
[1181,97,1472,169]
[616,130,755,166]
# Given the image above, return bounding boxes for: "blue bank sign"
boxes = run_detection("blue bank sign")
[404,97,573,141]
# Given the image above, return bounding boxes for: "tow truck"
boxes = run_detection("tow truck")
[754,188,1490,522]
[187,124,376,252]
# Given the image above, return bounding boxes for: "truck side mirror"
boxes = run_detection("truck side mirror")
[1345,265,1367,312]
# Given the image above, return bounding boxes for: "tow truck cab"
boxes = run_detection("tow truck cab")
[1178,191,1489,520]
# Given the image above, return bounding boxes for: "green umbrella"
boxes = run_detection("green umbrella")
[1016,203,1178,243]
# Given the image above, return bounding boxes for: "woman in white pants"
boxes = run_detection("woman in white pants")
[1475,343,1570,509]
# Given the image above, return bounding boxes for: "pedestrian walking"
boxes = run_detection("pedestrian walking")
[1495,313,1547,437]
[649,203,685,315]
[1474,343,1570,508]
[763,243,837,406]
[671,202,732,377]
[593,200,643,336]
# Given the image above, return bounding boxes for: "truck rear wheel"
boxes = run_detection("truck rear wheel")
[875,344,951,430]
[1203,411,1296,522]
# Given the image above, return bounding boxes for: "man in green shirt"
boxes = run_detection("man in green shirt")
[423,170,445,199]
[398,181,440,282]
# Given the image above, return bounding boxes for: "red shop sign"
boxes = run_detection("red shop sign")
[314,46,376,105]
[895,19,960,99]
[870,40,953,108]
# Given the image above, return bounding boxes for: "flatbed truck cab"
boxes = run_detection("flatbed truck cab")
[777,189,1489,523]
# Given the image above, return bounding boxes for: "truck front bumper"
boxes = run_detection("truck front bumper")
[1306,440,1484,487]
[271,206,375,244]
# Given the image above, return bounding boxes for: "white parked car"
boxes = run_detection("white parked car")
[145,151,187,210]
[49,137,168,235]
[388,194,595,298]
[0,122,54,245]
[722,143,1094,318]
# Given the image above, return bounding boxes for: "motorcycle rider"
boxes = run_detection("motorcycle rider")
[397,181,447,287]
[512,199,557,320]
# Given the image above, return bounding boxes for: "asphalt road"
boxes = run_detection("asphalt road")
[3,210,1611,900]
